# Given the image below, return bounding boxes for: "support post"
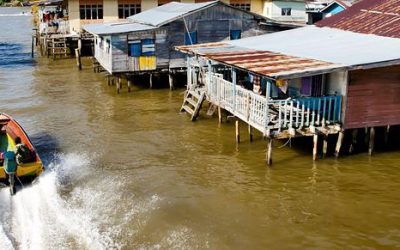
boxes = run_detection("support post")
[369,127,375,156]
[31,35,34,58]
[75,48,82,70]
[266,138,273,166]
[313,134,318,161]
[149,73,153,89]
[117,76,121,94]
[248,125,253,142]
[384,125,390,146]
[322,135,328,158]
[218,106,222,123]
[232,68,236,111]
[107,75,111,86]
[168,72,174,91]
[349,129,358,154]
[264,80,271,130]
[335,131,344,158]
[127,79,131,92]
[235,119,240,144]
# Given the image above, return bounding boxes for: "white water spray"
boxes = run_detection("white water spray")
[0,153,143,250]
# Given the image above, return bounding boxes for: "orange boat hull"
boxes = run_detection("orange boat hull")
[0,113,44,180]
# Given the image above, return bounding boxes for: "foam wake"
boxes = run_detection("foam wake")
[0,153,140,250]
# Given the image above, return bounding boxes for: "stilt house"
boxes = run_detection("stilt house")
[82,1,276,75]
[177,0,400,162]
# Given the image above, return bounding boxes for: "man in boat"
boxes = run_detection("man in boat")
[14,137,34,164]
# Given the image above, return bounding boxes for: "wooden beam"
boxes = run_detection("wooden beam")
[266,138,273,166]
[218,106,222,123]
[248,124,253,142]
[235,119,240,144]
[169,72,174,91]
[127,80,132,92]
[313,134,318,161]
[75,48,82,70]
[149,73,153,89]
[117,76,121,94]
[369,127,375,156]
[384,125,390,146]
[322,135,328,158]
[349,129,358,154]
[335,131,344,158]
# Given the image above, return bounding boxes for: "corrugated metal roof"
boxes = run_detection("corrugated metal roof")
[83,22,155,35]
[177,26,400,79]
[316,0,400,38]
[178,42,342,79]
[228,26,400,66]
[128,1,218,27]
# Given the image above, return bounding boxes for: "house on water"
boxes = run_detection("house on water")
[306,0,352,24]
[177,0,400,164]
[67,0,307,33]
[83,1,293,89]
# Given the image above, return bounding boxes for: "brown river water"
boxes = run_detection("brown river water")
[0,7,400,250]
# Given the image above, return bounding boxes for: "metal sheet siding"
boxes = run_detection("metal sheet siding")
[345,65,400,129]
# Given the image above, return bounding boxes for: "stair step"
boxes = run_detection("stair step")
[188,90,201,100]
[182,105,194,115]
[185,97,197,107]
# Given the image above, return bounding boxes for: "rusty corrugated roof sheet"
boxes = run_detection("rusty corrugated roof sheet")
[177,43,342,79]
[177,24,400,79]
[316,0,400,38]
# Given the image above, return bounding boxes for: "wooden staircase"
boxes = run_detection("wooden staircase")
[180,88,206,121]
[47,37,68,59]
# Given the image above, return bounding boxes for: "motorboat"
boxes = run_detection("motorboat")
[0,113,44,195]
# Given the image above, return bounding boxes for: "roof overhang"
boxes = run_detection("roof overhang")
[176,26,400,80]
[82,22,155,36]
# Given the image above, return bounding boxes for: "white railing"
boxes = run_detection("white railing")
[206,73,342,134]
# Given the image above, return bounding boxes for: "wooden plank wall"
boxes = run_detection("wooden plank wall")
[111,35,129,72]
[345,65,400,129]
[167,3,267,68]
[107,2,267,72]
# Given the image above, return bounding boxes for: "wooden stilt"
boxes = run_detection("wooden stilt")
[218,107,222,123]
[384,125,390,146]
[335,131,344,158]
[248,125,253,142]
[313,134,318,161]
[127,80,132,92]
[364,127,369,146]
[322,135,328,158]
[149,73,153,89]
[107,75,110,86]
[266,138,273,166]
[349,129,358,154]
[168,72,174,90]
[235,119,240,144]
[117,77,121,94]
[75,48,82,70]
[369,127,375,156]
[31,35,34,58]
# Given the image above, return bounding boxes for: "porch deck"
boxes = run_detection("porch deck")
[206,73,342,138]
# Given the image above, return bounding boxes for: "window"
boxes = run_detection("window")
[230,3,250,11]
[281,8,291,16]
[79,4,103,19]
[230,30,241,40]
[184,31,197,45]
[118,3,141,18]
